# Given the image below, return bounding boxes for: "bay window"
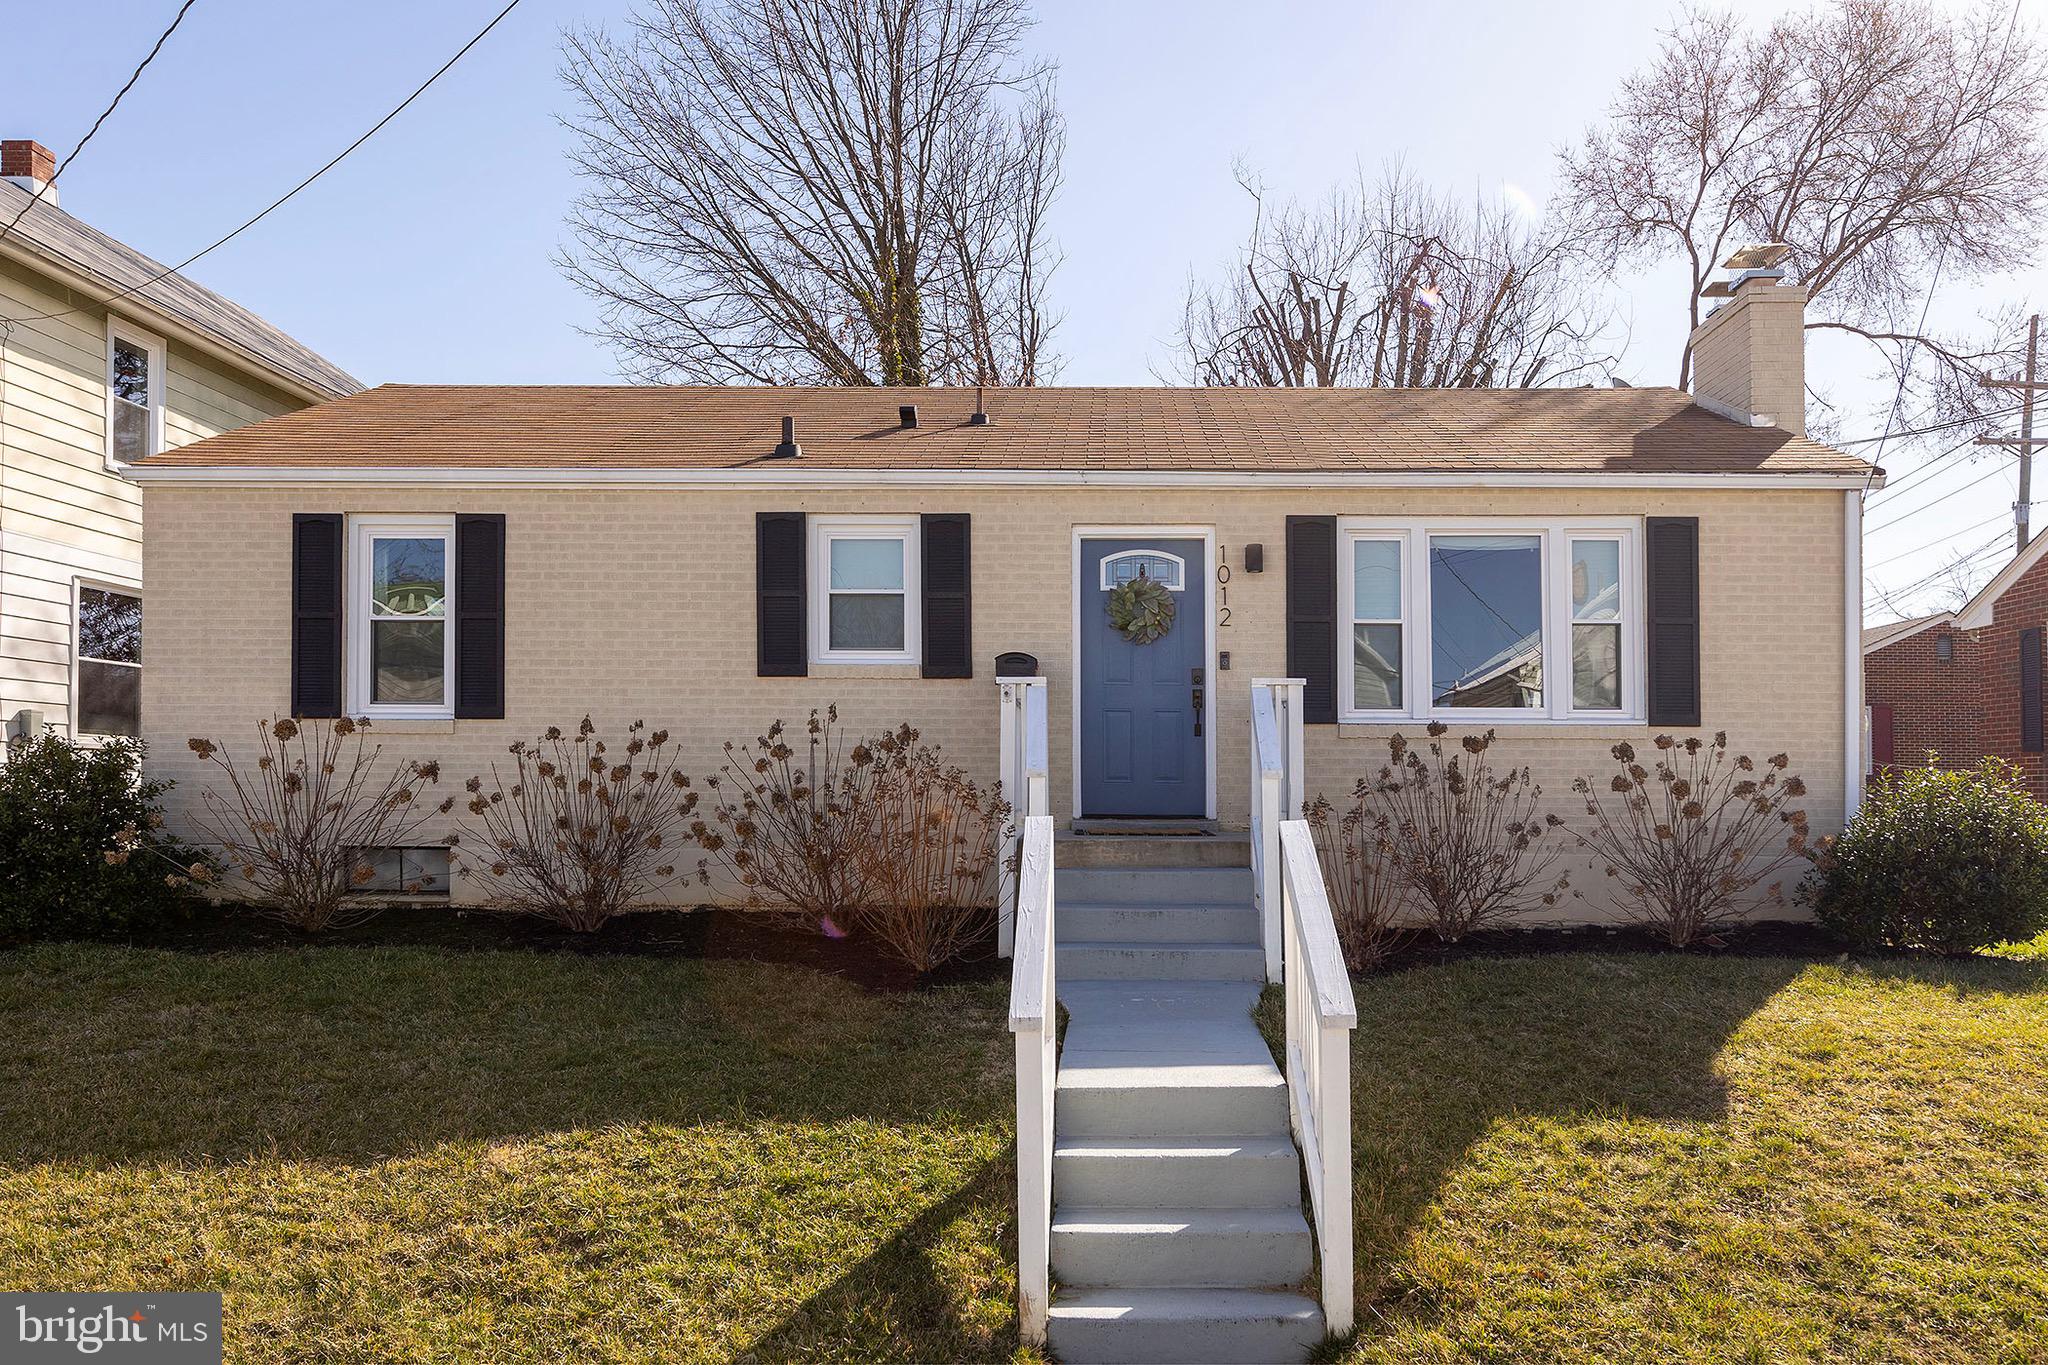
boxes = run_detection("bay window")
[1339,519,1641,723]
[348,516,454,718]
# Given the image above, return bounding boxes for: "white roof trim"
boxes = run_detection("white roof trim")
[126,465,1881,490]
[1951,532,2040,630]
[1861,611,1953,654]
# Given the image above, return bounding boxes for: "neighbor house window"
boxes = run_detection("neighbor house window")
[1338,519,1640,723]
[348,516,454,718]
[811,516,919,665]
[75,582,141,737]
[105,320,165,465]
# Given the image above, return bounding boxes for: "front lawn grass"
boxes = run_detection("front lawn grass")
[1333,953,2048,1364]
[6,944,2046,1363]
[0,946,1019,1363]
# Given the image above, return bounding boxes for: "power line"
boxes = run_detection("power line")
[0,0,523,330]
[1868,533,2009,604]
[1834,401,2026,449]
[1856,0,2025,488]
[1865,457,2013,534]
[0,0,202,245]
[1862,433,1980,506]
[1868,515,2012,571]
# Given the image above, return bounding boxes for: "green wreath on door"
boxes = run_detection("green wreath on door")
[1106,575,1176,644]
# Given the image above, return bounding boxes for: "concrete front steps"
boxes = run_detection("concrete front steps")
[1048,838,1325,1365]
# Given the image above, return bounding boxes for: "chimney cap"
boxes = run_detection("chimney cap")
[1721,243,1791,272]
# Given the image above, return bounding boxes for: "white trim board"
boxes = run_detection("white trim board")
[1070,526,1218,823]
[125,465,1883,491]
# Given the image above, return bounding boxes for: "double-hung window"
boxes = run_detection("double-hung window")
[105,320,165,466]
[349,516,454,718]
[1338,519,1641,723]
[75,581,142,737]
[811,516,920,665]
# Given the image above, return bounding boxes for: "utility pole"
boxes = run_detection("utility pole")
[1977,313,2044,553]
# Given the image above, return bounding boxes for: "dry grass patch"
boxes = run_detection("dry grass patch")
[1327,953,2048,1364]
[0,946,1023,1363]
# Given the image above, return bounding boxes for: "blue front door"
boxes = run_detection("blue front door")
[1080,538,1207,817]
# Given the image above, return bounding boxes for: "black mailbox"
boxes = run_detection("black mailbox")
[995,651,1039,677]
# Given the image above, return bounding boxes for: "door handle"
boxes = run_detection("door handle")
[1191,667,1204,736]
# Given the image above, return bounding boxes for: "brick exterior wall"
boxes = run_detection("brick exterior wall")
[1690,279,1809,437]
[1865,546,2048,795]
[142,483,1853,921]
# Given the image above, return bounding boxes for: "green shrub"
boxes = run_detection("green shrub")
[1809,758,2048,954]
[0,732,199,941]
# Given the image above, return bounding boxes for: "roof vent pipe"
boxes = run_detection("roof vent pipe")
[771,415,801,459]
[969,384,993,426]
[899,404,918,429]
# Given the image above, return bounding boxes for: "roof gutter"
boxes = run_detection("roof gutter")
[125,465,1884,490]
[0,238,356,406]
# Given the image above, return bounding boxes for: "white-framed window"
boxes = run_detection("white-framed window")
[810,515,920,665]
[105,317,165,467]
[348,515,455,719]
[1338,518,1642,724]
[1099,549,1186,590]
[73,578,142,738]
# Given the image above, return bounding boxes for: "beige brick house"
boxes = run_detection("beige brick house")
[130,265,1873,918]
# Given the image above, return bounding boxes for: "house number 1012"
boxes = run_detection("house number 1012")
[1216,551,1233,628]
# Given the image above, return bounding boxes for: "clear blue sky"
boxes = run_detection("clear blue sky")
[6,0,2047,617]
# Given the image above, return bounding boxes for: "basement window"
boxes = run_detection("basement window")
[348,846,451,897]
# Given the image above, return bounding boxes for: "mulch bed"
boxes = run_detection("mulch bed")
[46,902,1866,994]
[86,904,1007,994]
[1370,918,1850,974]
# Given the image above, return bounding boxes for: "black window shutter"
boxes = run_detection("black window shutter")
[2022,627,2043,753]
[1646,516,1702,728]
[921,513,972,679]
[291,513,344,718]
[454,514,507,719]
[757,512,807,677]
[1286,516,1338,723]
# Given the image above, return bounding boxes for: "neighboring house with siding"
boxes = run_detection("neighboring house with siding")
[130,259,1876,922]
[0,140,359,750]
[1863,534,2048,794]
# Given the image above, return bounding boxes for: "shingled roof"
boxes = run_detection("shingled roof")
[0,178,360,400]
[138,382,1876,477]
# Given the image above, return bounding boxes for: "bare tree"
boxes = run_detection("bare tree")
[561,0,1064,386]
[1165,163,1617,389]
[1556,0,2048,423]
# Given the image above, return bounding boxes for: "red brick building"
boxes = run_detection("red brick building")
[1864,538,2048,794]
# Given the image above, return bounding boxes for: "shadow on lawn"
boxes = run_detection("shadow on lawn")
[0,946,1010,1166]
[1337,955,1801,1296]
[737,1154,1017,1364]
[1333,951,2048,1335]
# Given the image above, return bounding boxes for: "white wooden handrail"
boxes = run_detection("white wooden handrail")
[1249,679,1306,981]
[1278,818,1357,1336]
[1007,814,1057,1346]
[997,676,1050,957]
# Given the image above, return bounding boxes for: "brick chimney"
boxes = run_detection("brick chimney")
[1688,245,1806,437]
[1,139,58,208]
